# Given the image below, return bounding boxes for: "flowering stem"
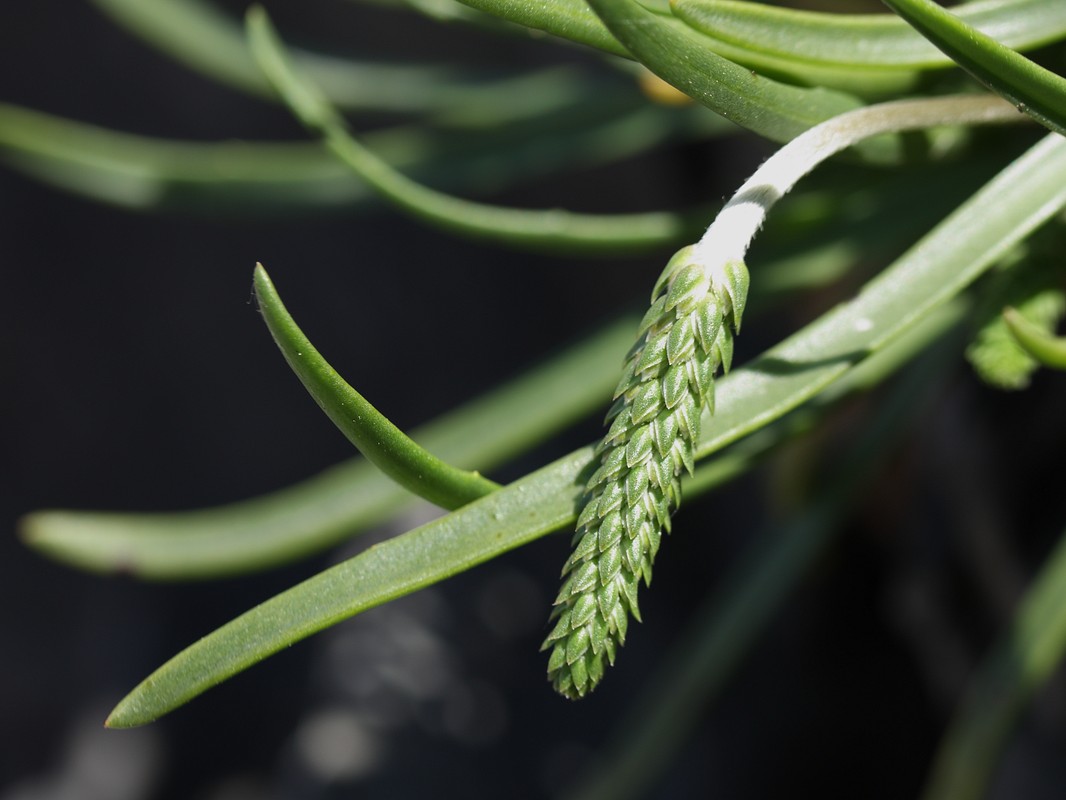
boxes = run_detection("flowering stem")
[693,94,1023,275]
[549,92,1028,700]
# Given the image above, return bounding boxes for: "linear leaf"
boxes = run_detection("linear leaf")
[690,130,1066,460]
[454,0,629,56]
[246,7,701,254]
[883,0,1066,136]
[674,0,1066,70]
[584,0,867,145]
[254,265,499,508]
[20,195,934,581]
[459,0,882,145]
[105,132,1066,726]
[921,525,1066,800]
[0,102,376,212]
[91,0,588,122]
[21,317,638,578]
[21,170,936,582]
[0,101,721,215]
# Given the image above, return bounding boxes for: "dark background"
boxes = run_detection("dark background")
[4,2,1066,799]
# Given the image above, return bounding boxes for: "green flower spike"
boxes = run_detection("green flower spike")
[543,246,748,699]
[543,94,1022,700]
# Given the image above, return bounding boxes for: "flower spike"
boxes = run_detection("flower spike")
[545,93,1022,699]
[543,246,747,698]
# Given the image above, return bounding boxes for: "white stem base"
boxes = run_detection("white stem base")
[692,95,1023,276]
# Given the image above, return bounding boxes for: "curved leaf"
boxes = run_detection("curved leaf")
[460,0,881,144]
[21,170,944,581]
[105,132,1066,726]
[454,0,629,56]
[0,101,379,213]
[0,101,722,215]
[246,7,703,254]
[883,0,1066,136]
[20,189,938,581]
[456,0,1066,99]
[674,0,1066,70]
[21,316,638,578]
[107,430,780,728]
[91,0,589,122]
[584,0,867,145]
[254,265,499,509]
[1003,307,1066,368]
[966,259,1066,389]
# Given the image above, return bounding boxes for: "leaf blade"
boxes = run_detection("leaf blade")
[106,132,1066,725]
[21,317,639,578]
[1003,307,1066,368]
[674,0,1066,70]
[254,264,499,509]
[92,0,587,120]
[104,446,591,728]
[454,0,629,56]
[0,100,723,216]
[584,0,865,144]
[883,0,1066,136]
[246,7,699,254]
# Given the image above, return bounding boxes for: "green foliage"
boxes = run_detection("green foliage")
[10,0,1066,796]
[253,264,500,508]
[1004,306,1066,368]
[246,7,704,254]
[102,129,1066,724]
[673,0,1066,74]
[967,258,1066,389]
[883,0,1066,136]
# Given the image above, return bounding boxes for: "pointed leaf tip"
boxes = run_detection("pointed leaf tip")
[254,266,499,509]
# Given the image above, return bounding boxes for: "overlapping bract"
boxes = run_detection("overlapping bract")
[543,245,749,698]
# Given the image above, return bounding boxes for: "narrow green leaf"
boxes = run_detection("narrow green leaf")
[20,197,906,582]
[101,446,592,728]
[583,0,867,145]
[0,101,378,213]
[0,101,722,215]
[883,0,1066,136]
[21,316,638,579]
[455,0,630,56]
[1003,307,1066,368]
[105,133,1066,726]
[674,0,1066,70]
[921,525,1066,800]
[105,430,781,729]
[254,264,498,509]
[363,0,503,28]
[245,7,699,254]
[91,0,588,122]
[692,132,1066,460]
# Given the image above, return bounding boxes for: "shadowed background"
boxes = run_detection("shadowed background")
[4,1,1066,799]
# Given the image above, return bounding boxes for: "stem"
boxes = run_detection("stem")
[693,94,1024,278]
[246,6,705,255]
